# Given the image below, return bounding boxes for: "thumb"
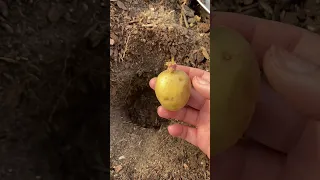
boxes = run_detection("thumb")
[192,76,210,99]
[263,46,320,118]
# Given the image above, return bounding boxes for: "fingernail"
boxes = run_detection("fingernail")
[195,76,209,85]
[264,46,318,75]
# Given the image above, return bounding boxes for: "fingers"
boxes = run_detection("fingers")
[167,124,198,148]
[212,12,320,67]
[246,80,306,153]
[192,76,210,100]
[149,77,156,89]
[263,46,320,119]
[150,77,207,110]
[176,65,210,82]
[157,106,199,126]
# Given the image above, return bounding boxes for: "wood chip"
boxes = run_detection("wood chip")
[200,47,210,60]
[116,1,127,10]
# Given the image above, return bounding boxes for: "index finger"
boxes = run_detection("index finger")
[212,12,320,66]
[176,65,210,82]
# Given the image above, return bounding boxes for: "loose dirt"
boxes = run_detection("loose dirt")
[110,0,210,179]
[0,0,211,180]
[0,0,108,180]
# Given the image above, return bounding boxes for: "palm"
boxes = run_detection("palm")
[149,65,211,158]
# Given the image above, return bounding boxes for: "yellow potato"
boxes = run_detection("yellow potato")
[155,58,191,111]
[212,26,261,156]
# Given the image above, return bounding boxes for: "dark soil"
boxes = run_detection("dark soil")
[0,0,210,179]
[0,0,108,180]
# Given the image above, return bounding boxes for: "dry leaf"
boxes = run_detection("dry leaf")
[116,1,127,10]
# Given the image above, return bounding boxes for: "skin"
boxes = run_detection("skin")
[150,12,320,180]
[149,65,210,158]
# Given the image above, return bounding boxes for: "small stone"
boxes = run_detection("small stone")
[114,165,123,173]
[110,38,115,45]
[187,17,196,24]
[110,33,119,43]
[118,155,125,160]
[182,5,195,17]
[116,1,127,10]
[183,163,189,170]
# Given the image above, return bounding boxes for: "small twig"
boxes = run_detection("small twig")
[182,9,189,28]
[141,24,156,28]
[119,30,132,62]
[180,0,189,28]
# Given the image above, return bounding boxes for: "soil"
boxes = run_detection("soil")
[0,0,211,180]
[0,0,108,180]
[110,0,210,179]
[3,0,316,179]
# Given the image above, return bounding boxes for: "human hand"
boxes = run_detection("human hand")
[149,65,210,158]
[212,12,320,180]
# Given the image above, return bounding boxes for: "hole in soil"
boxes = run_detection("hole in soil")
[123,74,168,129]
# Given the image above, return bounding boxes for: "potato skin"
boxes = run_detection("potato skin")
[211,26,261,156]
[155,69,191,111]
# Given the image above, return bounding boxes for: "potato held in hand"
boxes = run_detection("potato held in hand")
[212,26,261,156]
[155,59,191,111]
